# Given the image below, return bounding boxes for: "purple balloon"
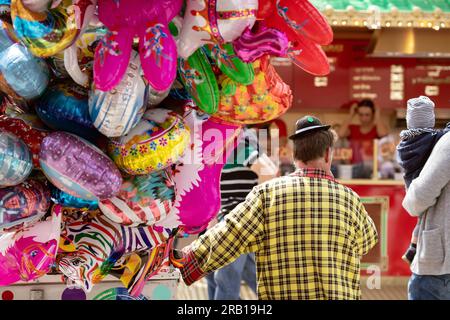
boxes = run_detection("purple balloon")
[39,132,122,201]
[233,23,289,63]
[61,288,87,300]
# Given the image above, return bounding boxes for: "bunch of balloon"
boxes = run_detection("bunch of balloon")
[0,0,333,297]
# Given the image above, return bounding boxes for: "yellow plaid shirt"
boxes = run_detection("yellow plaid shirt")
[179,168,378,300]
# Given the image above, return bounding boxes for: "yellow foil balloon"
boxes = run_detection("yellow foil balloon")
[108,108,190,175]
[11,0,78,57]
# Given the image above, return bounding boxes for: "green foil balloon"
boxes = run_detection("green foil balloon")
[177,48,218,114]
[204,42,254,85]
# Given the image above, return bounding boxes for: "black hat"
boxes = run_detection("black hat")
[288,116,331,140]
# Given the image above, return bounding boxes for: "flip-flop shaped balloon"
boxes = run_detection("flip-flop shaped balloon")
[177,0,258,59]
[0,204,62,286]
[94,0,181,92]
[178,47,219,114]
[259,0,333,45]
[204,42,255,85]
[287,28,330,76]
[10,0,79,57]
[93,27,133,92]
[256,0,331,75]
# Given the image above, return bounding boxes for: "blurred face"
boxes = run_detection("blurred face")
[357,106,374,126]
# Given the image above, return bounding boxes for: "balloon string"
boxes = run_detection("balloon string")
[207,126,242,165]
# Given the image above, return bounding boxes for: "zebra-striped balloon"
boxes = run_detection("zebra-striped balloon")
[58,213,171,293]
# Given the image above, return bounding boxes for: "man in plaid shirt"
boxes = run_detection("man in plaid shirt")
[174,116,378,300]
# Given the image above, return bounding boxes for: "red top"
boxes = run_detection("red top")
[348,125,380,164]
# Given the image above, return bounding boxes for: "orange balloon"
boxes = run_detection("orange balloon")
[213,56,292,125]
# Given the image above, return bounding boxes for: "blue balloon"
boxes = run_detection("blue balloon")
[0,130,32,187]
[0,21,49,99]
[89,51,148,138]
[51,186,99,210]
[35,82,100,141]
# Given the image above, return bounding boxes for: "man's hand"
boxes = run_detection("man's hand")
[170,249,186,268]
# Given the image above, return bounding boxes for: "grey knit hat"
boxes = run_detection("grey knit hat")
[406,96,435,129]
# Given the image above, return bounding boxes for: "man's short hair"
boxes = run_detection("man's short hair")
[293,129,337,163]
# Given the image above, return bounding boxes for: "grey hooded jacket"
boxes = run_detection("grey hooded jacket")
[403,132,450,275]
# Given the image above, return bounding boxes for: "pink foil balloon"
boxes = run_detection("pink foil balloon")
[156,110,241,234]
[0,205,62,286]
[94,0,182,91]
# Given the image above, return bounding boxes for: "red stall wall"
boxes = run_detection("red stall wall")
[347,184,417,276]
[286,39,450,110]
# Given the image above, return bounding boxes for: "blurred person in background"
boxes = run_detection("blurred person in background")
[339,99,389,178]
[205,126,277,300]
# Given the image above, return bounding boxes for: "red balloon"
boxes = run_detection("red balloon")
[257,0,274,19]
[287,28,330,76]
[259,0,333,45]
[0,115,50,168]
[256,0,331,75]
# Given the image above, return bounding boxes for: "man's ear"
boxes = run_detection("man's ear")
[325,147,332,164]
